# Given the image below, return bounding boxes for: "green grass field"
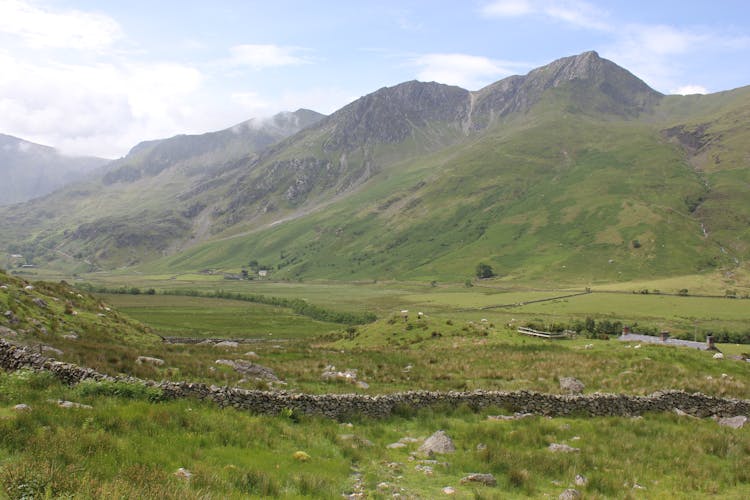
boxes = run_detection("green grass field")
[1,370,749,499]
[103,294,341,339]
[2,268,750,497]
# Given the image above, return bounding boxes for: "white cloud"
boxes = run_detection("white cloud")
[671,85,708,95]
[481,0,533,17]
[602,25,713,92]
[0,0,121,49]
[481,0,609,30]
[227,44,310,69]
[0,51,204,157]
[413,53,523,89]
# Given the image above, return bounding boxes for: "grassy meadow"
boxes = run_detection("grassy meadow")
[1,370,749,499]
[2,268,750,497]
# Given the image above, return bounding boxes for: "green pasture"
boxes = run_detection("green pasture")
[102,294,341,339]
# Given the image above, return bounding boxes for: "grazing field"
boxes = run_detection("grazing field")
[103,294,342,339]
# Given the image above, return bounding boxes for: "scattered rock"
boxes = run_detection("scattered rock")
[476,443,487,451]
[414,464,433,476]
[713,352,724,360]
[387,442,407,449]
[174,468,192,480]
[215,359,279,381]
[0,326,18,338]
[548,443,580,453]
[136,356,165,366]
[51,400,92,409]
[559,377,585,394]
[41,345,63,356]
[13,403,31,412]
[244,351,259,359]
[442,486,456,495]
[398,437,420,444]
[292,451,310,462]
[418,430,455,455]
[574,474,588,486]
[717,416,747,429]
[559,488,581,499]
[488,412,534,421]
[214,341,239,349]
[356,380,370,389]
[584,344,593,349]
[321,365,359,382]
[31,298,48,308]
[673,408,697,418]
[460,473,497,486]
[62,333,79,340]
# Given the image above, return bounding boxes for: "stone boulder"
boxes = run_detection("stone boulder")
[559,489,581,500]
[214,341,239,349]
[717,416,747,429]
[215,359,279,381]
[418,430,455,455]
[559,377,585,394]
[460,473,497,486]
[548,443,580,453]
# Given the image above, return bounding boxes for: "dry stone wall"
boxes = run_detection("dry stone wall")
[2,339,748,420]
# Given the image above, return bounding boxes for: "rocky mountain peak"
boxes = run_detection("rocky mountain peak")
[321,81,470,151]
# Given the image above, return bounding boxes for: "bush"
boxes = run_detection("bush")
[75,380,163,402]
[475,262,496,279]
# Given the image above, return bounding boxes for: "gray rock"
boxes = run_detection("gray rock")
[574,474,588,486]
[32,298,48,308]
[559,377,585,394]
[559,489,581,500]
[52,400,92,409]
[460,473,497,486]
[0,326,18,337]
[13,403,31,412]
[548,443,580,453]
[387,442,407,449]
[214,341,239,348]
[718,416,747,429]
[418,430,455,455]
[215,359,279,381]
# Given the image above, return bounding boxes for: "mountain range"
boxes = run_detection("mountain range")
[1,51,748,283]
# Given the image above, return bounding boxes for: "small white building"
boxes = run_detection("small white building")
[258,269,268,277]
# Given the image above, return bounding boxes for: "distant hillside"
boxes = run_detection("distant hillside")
[2,51,749,283]
[0,109,325,269]
[0,134,106,205]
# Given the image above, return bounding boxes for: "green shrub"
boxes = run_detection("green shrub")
[75,380,163,402]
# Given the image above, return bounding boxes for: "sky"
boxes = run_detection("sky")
[0,0,748,158]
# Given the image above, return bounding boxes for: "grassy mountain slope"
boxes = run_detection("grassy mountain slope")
[151,53,748,283]
[3,52,750,283]
[0,110,325,270]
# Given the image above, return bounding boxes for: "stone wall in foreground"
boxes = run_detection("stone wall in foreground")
[2,339,748,420]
